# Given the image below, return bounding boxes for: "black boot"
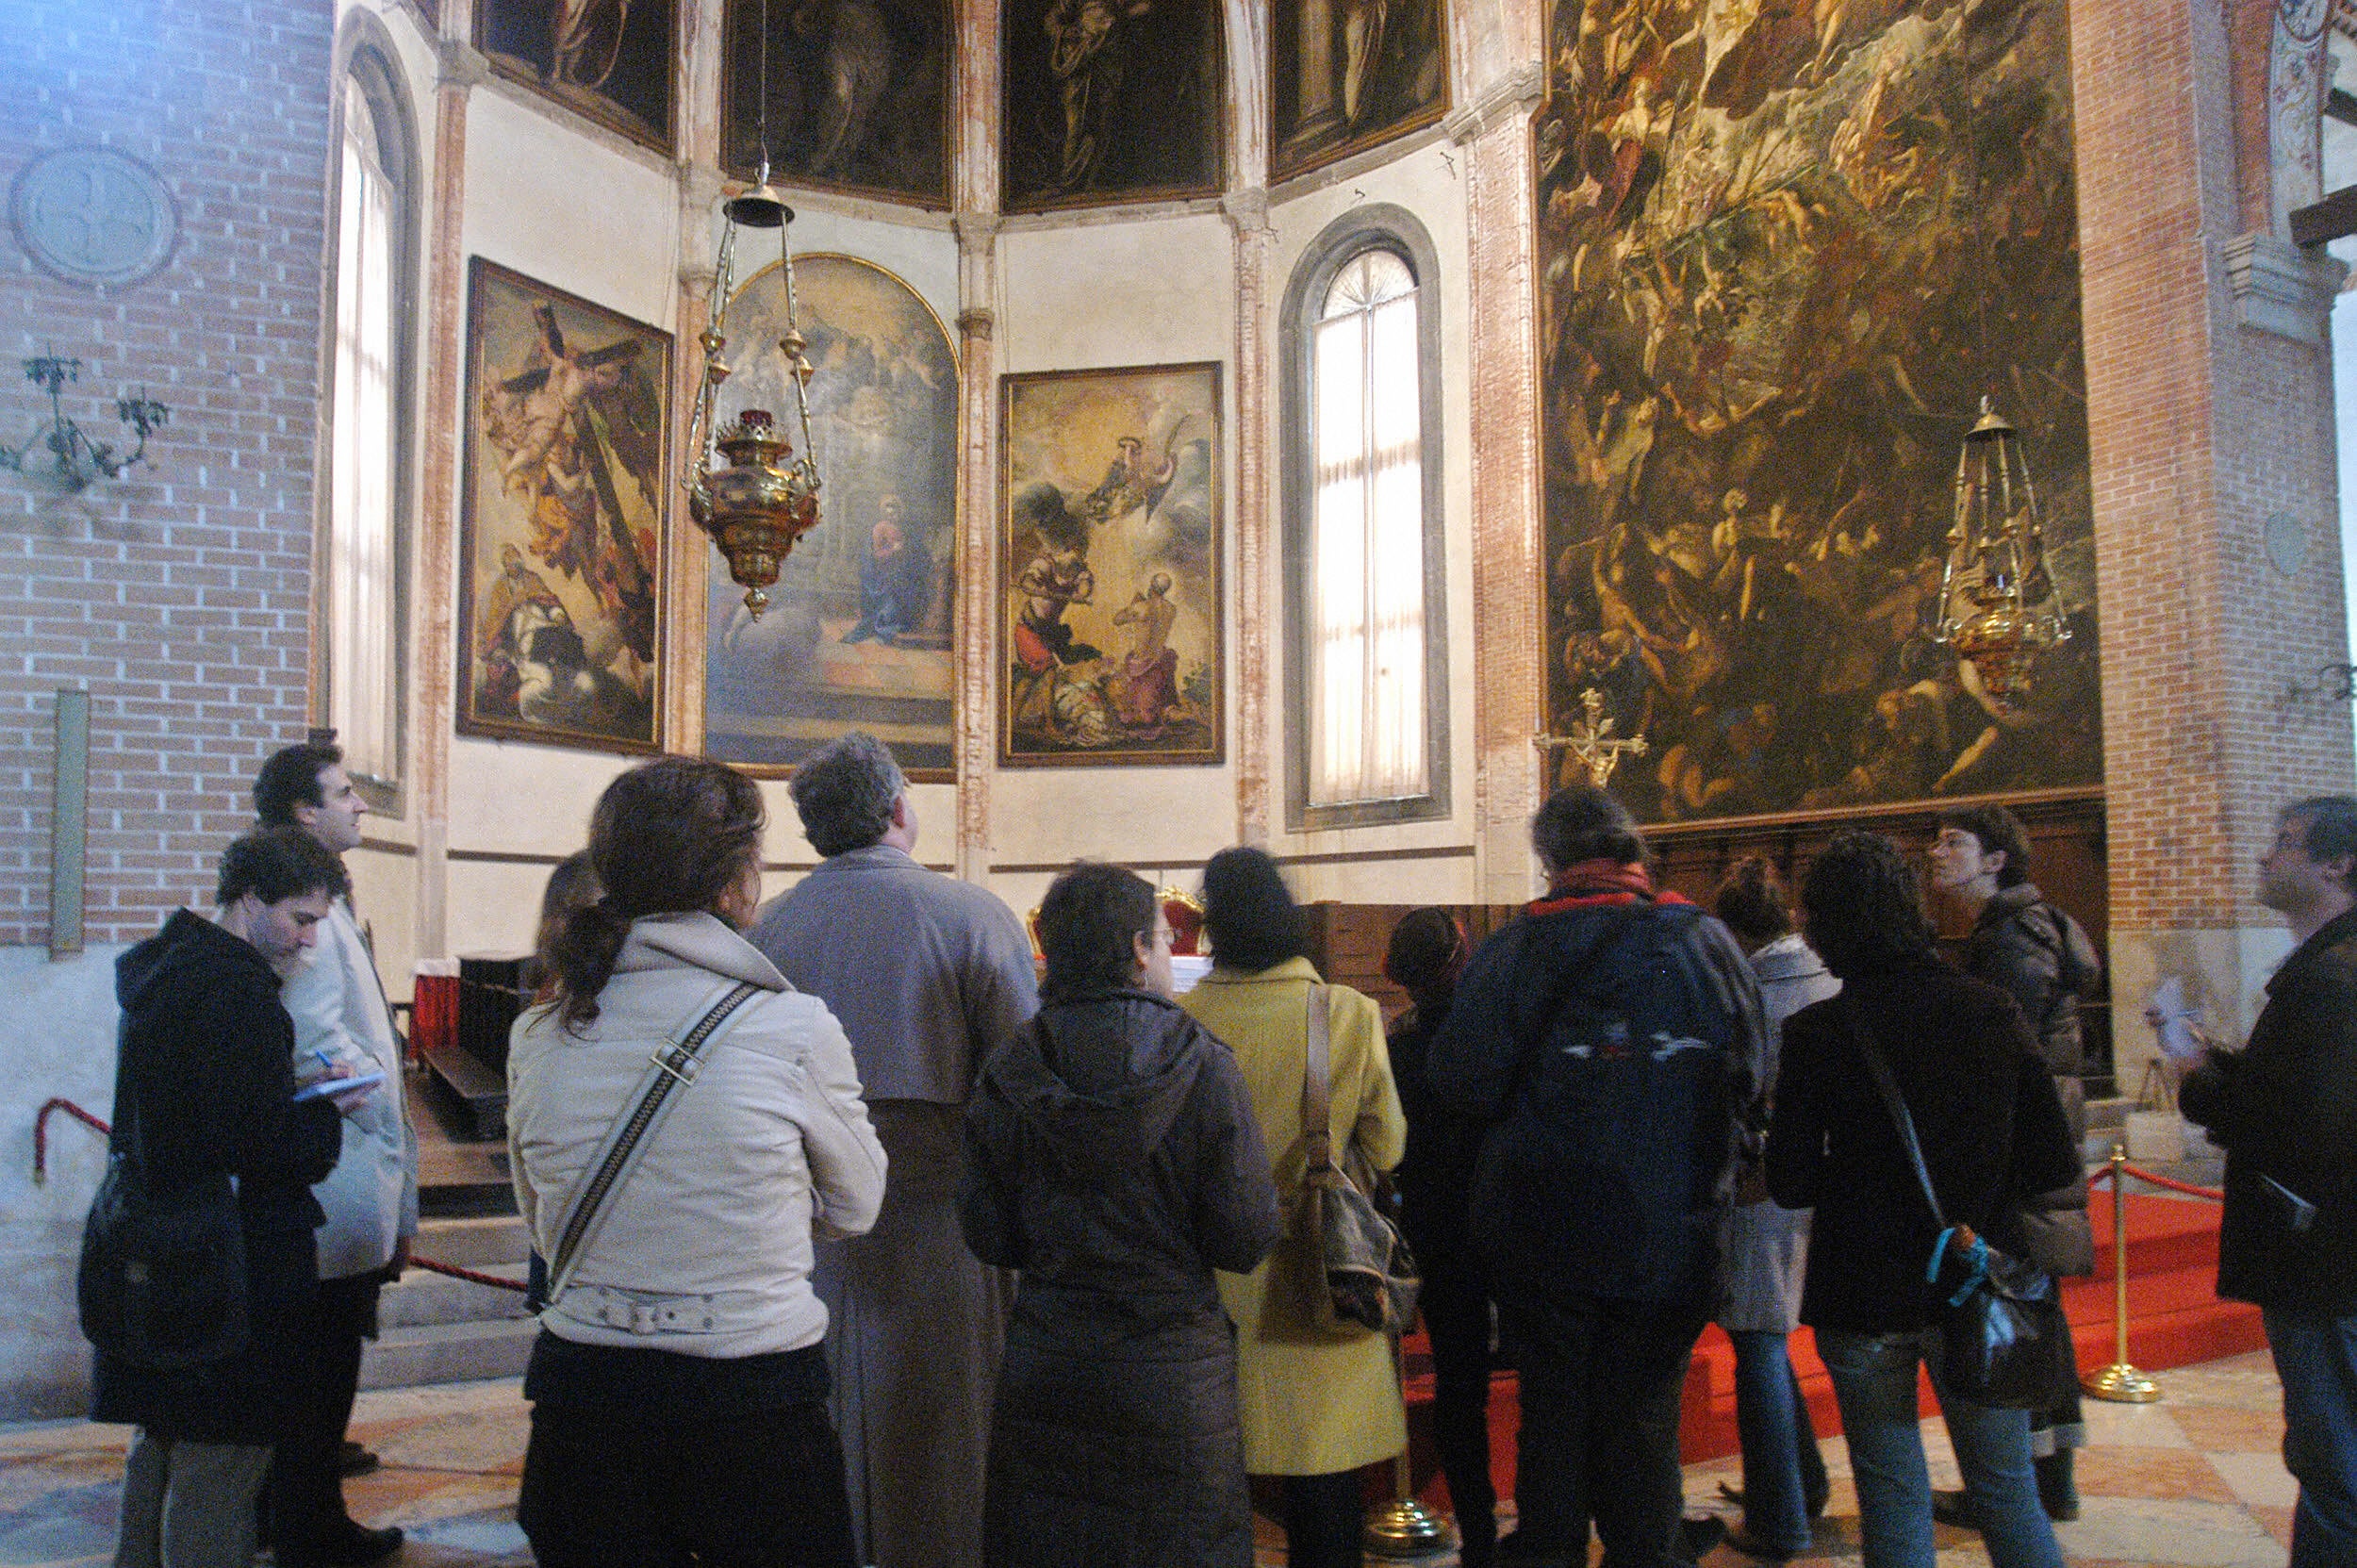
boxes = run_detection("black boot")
[2035,1449,2080,1523]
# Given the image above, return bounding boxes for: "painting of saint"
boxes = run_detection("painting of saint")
[1000,363,1222,765]
[1535,0,2101,824]
[999,0,1224,211]
[723,0,950,206]
[458,260,668,752]
[1269,0,1450,182]
[476,0,675,152]
[701,256,960,780]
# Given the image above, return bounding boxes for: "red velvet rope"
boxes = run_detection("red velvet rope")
[2095,1159,2226,1202]
[33,1098,110,1184]
[35,1097,527,1294]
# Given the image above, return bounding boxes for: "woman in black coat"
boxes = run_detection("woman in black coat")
[960,864,1284,1568]
[1764,831,2080,1568]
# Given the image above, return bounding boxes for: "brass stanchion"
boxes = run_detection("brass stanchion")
[1366,1326,1454,1557]
[2083,1143,2161,1403]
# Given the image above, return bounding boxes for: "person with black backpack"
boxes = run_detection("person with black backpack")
[1425,785,1767,1568]
[1928,803,2102,1524]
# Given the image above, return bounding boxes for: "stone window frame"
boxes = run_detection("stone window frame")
[313,25,420,817]
[1280,202,1452,832]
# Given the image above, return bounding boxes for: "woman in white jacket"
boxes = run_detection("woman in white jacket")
[507,757,887,1568]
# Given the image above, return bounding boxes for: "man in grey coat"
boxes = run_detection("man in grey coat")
[748,733,1040,1568]
[254,742,417,1568]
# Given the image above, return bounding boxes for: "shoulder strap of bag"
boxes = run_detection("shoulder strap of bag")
[544,981,761,1303]
[1300,983,1337,1175]
[1843,995,1946,1230]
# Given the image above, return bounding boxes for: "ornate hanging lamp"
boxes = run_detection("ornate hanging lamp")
[1934,396,2069,711]
[681,164,824,619]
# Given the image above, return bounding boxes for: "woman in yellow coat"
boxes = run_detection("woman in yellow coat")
[1179,847,1409,1568]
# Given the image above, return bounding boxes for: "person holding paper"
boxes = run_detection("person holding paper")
[2178,797,2357,1568]
[92,828,377,1568]
[252,742,419,1568]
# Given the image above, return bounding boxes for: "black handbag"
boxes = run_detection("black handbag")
[1297,985,1420,1336]
[77,1095,249,1370]
[1849,1001,2075,1411]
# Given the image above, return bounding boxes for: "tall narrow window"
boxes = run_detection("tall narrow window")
[1310,248,1426,806]
[324,65,407,799]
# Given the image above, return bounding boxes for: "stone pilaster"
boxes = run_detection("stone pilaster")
[1226,187,1275,846]
[1456,69,1545,903]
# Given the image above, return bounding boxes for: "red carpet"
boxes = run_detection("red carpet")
[1394,1190,2261,1505]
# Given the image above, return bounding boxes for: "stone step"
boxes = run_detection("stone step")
[381,1261,533,1329]
[2085,1093,2133,1131]
[412,1213,532,1268]
[358,1317,538,1392]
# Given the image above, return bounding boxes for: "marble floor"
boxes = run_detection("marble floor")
[0,1351,2298,1567]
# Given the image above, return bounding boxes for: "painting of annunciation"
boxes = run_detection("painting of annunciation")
[702,255,960,780]
[457,258,668,754]
[1000,362,1222,767]
[722,0,952,206]
[1537,0,2102,823]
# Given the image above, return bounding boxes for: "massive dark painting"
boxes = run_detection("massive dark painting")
[723,0,950,206]
[1270,0,1450,182]
[703,256,960,779]
[1537,0,2101,823]
[1000,0,1225,211]
[477,0,674,152]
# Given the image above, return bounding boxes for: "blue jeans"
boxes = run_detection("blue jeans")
[1728,1329,1828,1554]
[1816,1328,2064,1568]
[2263,1309,2357,1568]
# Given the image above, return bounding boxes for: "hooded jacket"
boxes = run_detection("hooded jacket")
[90,909,344,1443]
[960,990,1281,1568]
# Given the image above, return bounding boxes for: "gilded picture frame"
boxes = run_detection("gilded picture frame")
[721,0,953,207]
[1269,0,1452,183]
[456,257,668,755]
[475,0,676,154]
[701,255,962,782]
[999,362,1224,767]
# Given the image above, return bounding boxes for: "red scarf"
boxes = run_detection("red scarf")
[1529,859,1692,916]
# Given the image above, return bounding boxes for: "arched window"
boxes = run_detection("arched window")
[321,46,415,805]
[1283,207,1449,828]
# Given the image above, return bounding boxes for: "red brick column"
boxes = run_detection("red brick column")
[2073,0,2352,1058]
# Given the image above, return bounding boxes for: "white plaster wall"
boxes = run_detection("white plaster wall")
[0,947,124,1419]
[1261,144,1485,905]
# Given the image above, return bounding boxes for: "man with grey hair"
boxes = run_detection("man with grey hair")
[747,733,1039,1568]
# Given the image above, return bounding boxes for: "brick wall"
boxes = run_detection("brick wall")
[0,0,334,948]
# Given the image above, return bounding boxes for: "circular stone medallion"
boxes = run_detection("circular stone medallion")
[2264,511,2310,577]
[9,146,179,289]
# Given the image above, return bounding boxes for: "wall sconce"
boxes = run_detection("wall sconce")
[0,355,168,489]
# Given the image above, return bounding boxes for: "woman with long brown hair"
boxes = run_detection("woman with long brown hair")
[506,758,887,1567]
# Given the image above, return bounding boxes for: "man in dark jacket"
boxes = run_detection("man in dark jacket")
[1928,801,2101,1522]
[92,829,373,1568]
[2180,796,2357,1568]
[1426,785,1767,1568]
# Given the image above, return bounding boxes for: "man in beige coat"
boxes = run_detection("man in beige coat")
[747,734,1039,1568]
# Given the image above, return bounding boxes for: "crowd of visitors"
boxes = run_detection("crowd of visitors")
[78,736,2357,1568]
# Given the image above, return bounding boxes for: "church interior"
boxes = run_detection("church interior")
[3,0,2356,1552]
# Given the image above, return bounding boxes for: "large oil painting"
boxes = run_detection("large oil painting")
[702,256,960,780]
[1000,363,1222,766]
[1270,0,1450,182]
[458,259,667,754]
[476,0,674,152]
[1537,0,2101,823]
[723,0,950,206]
[1000,0,1225,211]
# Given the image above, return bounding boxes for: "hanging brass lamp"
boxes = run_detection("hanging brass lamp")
[681,171,823,617]
[1934,397,2069,710]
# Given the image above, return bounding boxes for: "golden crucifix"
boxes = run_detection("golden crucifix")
[1534,688,1649,788]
